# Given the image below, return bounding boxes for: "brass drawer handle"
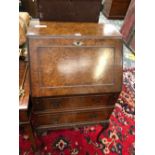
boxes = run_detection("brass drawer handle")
[73,41,84,46]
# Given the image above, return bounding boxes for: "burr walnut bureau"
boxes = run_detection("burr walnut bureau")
[27,22,123,132]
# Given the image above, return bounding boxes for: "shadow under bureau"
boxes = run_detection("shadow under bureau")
[27,22,123,132]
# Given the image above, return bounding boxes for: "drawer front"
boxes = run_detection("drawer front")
[29,38,122,97]
[33,107,114,128]
[33,94,116,112]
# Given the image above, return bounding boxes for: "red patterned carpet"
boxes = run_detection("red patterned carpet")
[19,68,135,155]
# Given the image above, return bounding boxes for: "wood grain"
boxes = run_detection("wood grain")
[28,22,123,131]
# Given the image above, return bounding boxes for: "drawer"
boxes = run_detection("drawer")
[33,107,114,128]
[33,94,116,112]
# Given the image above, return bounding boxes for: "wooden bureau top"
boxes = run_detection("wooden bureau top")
[27,21,121,38]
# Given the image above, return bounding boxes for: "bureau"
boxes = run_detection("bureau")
[27,22,123,131]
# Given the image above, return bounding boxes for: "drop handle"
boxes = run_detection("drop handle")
[73,41,84,46]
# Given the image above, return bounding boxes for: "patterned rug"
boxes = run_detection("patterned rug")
[19,68,135,155]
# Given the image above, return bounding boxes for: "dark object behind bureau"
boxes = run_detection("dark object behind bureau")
[37,0,102,22]
[20,0,38,18]
[27,22,123,131]
[103,0,131,19]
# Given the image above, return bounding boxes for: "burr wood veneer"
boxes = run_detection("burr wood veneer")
[27,22,123,131]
